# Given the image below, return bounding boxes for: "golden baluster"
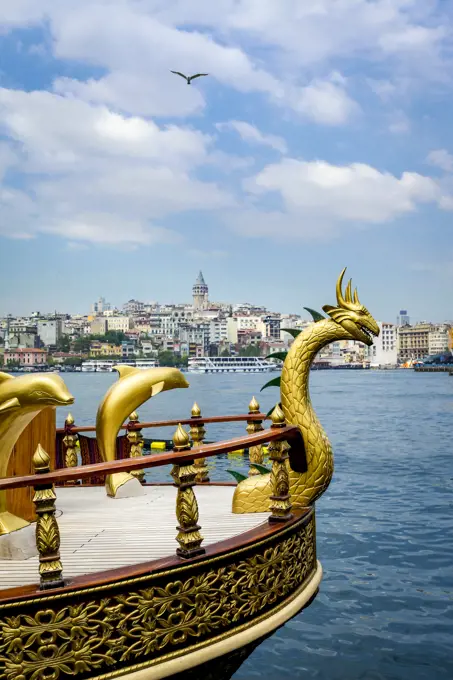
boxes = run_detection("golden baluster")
[247,396,264,476]
[268,405,293,523]
[32,444,64,590]
[127,411,145,484]
[62,413,79,486]
[190,402,209,483]
[171,424,205,559]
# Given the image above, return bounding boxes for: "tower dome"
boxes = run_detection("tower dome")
[192,271,209,310]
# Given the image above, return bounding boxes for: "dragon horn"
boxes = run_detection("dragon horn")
[353,287,360,305]
[336,268,347,307]
[345,279,353,304]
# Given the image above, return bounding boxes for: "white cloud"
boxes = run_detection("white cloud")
[427,149,453,172]
[216,121,287,153]
[0,87,234,246]
[288,77,359,125]
[236,157,449,239]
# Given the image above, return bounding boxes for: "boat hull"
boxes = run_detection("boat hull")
[0,509,319,680]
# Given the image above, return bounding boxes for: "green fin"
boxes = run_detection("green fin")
[114,365,138,379]
[151,380,165,397]
[265,352,288,361]
[227,470,247,483]
[260,376,281,392]
[303,307,326,322]
[281,328,301,339]
[0,397,21,413]
[251,463,272,475]
[0,373,14,384]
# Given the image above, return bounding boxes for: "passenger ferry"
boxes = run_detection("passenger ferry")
[81,359,157,372]
[188,356,277,373]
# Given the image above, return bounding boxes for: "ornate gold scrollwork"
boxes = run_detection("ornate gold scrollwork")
[0,513,316,680]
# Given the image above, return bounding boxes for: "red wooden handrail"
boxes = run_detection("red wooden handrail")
[0,426,300,491]
[56,412,267,434]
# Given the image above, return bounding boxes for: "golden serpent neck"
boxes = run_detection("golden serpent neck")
[281,319,351,423]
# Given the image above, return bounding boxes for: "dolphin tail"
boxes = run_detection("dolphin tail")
[106,471,144,498]
[0,511,30,536]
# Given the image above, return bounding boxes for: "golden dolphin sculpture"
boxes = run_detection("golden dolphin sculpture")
[0,372,74,535]
[96,365,189,497]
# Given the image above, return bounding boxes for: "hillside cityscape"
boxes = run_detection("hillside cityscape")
[1,272,452,371]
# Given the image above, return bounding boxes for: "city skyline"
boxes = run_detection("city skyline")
[1,2,453,321]
[1,269,449,327]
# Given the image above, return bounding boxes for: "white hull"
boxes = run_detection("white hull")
[188,357,277,374]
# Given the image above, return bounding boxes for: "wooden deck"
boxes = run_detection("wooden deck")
[0,485,268,591]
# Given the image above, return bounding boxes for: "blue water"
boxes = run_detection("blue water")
[57,370,453,679]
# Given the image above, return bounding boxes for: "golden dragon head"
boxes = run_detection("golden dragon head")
[322,268,380,346]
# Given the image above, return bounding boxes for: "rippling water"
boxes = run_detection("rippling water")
[57,370,453,679]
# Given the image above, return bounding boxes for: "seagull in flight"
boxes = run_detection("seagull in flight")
[170,71,209,85]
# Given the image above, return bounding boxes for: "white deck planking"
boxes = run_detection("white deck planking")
[0,486,268,591]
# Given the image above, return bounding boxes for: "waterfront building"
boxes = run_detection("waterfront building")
[428,325,451,355]
[397,323,433,362]
[3,348,47,367]
[192,271,209,311]
[370,322,398,366]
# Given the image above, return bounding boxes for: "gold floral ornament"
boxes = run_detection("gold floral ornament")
[32,444,64,590]
[171,424,205,559]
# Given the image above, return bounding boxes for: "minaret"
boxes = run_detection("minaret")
[192,271,209,311]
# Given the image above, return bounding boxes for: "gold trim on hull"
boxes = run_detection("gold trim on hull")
[114,562,322,680]
[0,511,317,680]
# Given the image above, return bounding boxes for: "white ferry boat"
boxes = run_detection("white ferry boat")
[81,359,157,372]
[187,356,277,373]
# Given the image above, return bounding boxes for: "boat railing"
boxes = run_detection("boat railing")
[0,418,303,592]
[55,398,271,485]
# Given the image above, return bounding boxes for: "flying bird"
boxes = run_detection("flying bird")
[170,71,209,85]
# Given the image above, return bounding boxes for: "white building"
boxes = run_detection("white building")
[370,322,397,367]
[208,318,229,344]
[428,325,451,355]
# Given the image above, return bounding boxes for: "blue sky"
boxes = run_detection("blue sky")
[1,1,453,323]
